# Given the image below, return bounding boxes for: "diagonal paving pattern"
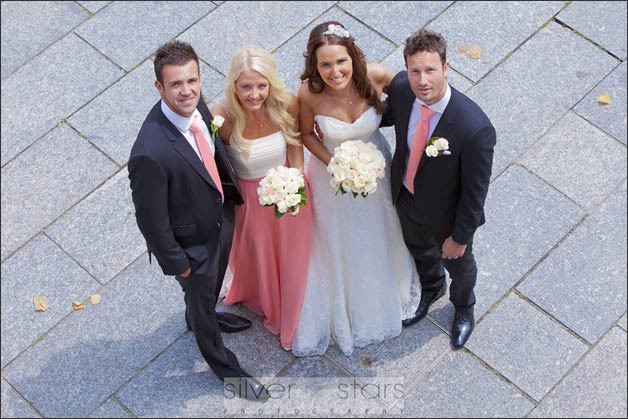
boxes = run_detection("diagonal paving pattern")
[1,1,626,418]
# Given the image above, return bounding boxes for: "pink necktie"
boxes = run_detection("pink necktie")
[405,105,435,194]
[189,116,223,197]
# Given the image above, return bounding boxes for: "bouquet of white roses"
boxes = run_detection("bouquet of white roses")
[257,166,307,218]
[327,140,386,198]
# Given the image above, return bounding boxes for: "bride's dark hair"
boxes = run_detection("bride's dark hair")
[300,21,385,114]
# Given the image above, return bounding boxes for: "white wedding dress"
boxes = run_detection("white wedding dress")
[292,107,421,356]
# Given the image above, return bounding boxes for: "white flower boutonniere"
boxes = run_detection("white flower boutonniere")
[425,136,451,157]
[210,115,224,143]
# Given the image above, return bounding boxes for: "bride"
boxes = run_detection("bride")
[292,21,421,356]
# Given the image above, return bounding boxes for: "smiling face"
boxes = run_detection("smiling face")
[235,69,269,111]
[315,44,353,91]
[154,60,201,117]
[406,50,449,105]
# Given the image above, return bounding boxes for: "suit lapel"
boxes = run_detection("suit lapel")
[157,107,215,187]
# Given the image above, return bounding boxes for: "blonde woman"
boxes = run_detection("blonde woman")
[211,46,313,351]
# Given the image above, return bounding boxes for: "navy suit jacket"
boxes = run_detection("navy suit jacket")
[128,98,242,276]
[383,71,496,244]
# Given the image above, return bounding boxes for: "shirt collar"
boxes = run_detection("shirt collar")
[414,83,451,114]
[160,100,201,133]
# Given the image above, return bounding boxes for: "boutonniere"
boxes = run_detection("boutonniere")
[209,115,224,143]
[425,136,451,157]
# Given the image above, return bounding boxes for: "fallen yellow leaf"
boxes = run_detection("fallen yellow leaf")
[34,296,48,312]
[72,301,85,310]
[457,45,467,53]
[597,92,612,105]
[467,46,482,60]
[89,294,101,305]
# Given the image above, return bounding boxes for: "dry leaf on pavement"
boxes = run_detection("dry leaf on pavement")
[467,46,482,60]
[34,296,48,312]
[89,294,101,305]
[458,45,467,53]
[72,301,85,310]
[597,93,612,105]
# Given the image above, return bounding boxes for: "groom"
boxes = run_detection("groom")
[382,29,496,349]
[129,40,268,400]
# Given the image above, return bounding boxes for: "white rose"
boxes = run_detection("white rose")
[276,201,288,214]
[434,138,449,151]
[212,115,225,129]
[425,145,439,157]
[286,193,301,207]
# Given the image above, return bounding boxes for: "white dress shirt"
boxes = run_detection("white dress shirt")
[161,100,216,157]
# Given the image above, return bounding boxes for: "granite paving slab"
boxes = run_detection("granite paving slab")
[517,181,627,343]
[529,327,627,418]
[557,0,627,59]
[115,333,227,418]
[427,1,564,82]
[179,1,335,76]
[429,164,585,330]
[467,293,589,401]
[0,33,123,166]
[77,1,110,14]
[326,318,450,387]
[88,398,131,418]
[520,111,627,211]
[219,303,296,382]
[467,22,618,179]
[1,234,101,368]
[45,169,146,284]
[574,60,627,145]
[75,1,216,71]
[619,312,628,331]
[1,258,184,418]
[273,6,397,95]
[0,123,118,261]
[0,1,87,78]
[339,1,452,44]
[398,351,534,418]
[1,378,41,419]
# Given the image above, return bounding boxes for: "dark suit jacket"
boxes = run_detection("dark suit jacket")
[128,98,242,277]
[383,71,496,245]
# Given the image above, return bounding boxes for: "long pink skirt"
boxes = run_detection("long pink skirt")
[225,176,313,349]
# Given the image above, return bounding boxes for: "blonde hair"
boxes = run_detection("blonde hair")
[225,45,300,158]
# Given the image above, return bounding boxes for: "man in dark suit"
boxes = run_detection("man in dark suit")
[128,40,268,400]
[382,29,496,349]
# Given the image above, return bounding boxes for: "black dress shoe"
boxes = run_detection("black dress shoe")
[216,312,251,333]
[451,306,474,349]
[185,312,251,333]
[224,373,269,401]
[402,284,447,327]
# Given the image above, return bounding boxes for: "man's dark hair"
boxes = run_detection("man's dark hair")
[154,40,200,84]
[403,29,447,65]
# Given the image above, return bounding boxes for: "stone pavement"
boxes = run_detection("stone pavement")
[1,1,626,417]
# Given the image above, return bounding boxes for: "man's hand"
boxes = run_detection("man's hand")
[180,267,191,278]
[441,236,466,260]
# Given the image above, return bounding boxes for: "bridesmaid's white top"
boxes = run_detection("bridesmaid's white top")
[226,131,287,179]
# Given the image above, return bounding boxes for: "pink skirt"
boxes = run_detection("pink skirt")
[225,175,313,349]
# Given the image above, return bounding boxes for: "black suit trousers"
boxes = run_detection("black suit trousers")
[396,186,477,308]
[175,204,242,380]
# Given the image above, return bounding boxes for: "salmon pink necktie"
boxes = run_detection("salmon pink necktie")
[405,105,435,194]
[189,116,223,197]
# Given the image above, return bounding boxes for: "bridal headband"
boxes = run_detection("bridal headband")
[323,24,350,38]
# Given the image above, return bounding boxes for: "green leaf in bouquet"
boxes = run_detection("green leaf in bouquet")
[274,206,284,219]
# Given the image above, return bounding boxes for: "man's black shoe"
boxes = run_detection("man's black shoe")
[185,312,252,333]
[451,306,474,349]
[402,283,446,327]
[224,373,269,402]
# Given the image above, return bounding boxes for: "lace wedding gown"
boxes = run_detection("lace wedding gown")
[292,107,421,356]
